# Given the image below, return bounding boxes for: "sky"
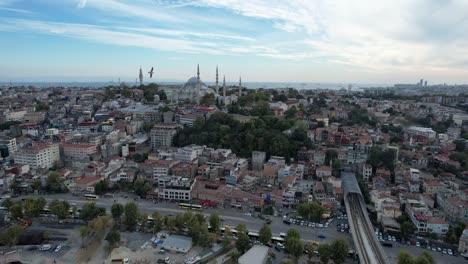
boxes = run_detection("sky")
[1,0,468,84]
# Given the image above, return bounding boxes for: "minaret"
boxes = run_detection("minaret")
[139,67,143,86]
[215,65,219,95]
[238,76,242,97]
[223,75,226,104]
[196,64,201,105]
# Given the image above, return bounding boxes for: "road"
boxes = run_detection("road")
[18,193,468,264]
[26,193,352,244]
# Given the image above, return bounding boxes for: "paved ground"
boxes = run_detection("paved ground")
[13,193,468,264]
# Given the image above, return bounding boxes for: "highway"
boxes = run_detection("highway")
[19,193,354,244]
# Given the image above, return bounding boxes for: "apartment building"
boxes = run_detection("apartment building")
[63,143,98,159]
[150,123,181,149]
[14,143,60,169]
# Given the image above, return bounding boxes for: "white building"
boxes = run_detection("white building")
[238,245,269,264]
[0,136,17,157]
[362,164,372,182]
[406,126,437,139]
[46,128,59,136]
[174,145,204,163]
[14,143,60,169]
[150,123,180,149]
[158,176,195,201]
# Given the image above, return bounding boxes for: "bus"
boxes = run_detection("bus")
[178,203,202,210]
[84,194,99,200]
[272,236,284,243]
[248,231,259,240]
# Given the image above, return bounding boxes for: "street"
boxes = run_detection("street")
[18,193,468,264]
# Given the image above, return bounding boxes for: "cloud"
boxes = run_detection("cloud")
[121,27,255,42]
[77,0,87,8]
[173,0,468,71]
[0,7,33,14]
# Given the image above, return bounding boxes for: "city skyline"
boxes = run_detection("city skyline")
[1,0,468,84]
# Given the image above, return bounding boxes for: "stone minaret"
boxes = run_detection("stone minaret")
[239,76,242,97]
[196,64,201,105]
[223,75,226,102]
[215,66,219,95]
[139,67,143,86]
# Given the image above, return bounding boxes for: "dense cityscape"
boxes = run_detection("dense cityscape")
[2,1,468,264]
[0,70,467,264]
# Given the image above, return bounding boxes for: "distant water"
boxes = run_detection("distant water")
[0,81,391,90]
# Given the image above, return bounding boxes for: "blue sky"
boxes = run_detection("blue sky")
[1,0,468,84]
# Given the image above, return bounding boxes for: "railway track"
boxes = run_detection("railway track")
[347,193,388,264]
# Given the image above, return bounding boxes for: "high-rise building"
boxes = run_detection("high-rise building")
[252,151,266,171]
[0,136,17,158]
[14,143,60,169]
[419,79,424,86]
[150,123,181,149]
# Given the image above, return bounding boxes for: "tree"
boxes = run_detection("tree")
[152,211,163,233]
[1,198,13,209]
[46,172,64,193]
[80,226,91,244]
[284,229,303,260]
[0,225,23,247]
[124,202,139,231]
[416,252,435,264]
[133,179,152,197]
[297,202,326,222]
[95,179,110,195]
[89,215,113,239]
[331,239,349,264]
[400,221,416,239]
[317,244,332,264]
[105,229,121,248]
[235,224,250,253]
[10,202,23,219]
[49,199,70,219]
[80,202,105,220]
[259,224,272,245]
[111,203,124,221]
[397,251,414,264]
[229,249,241,263]
[23,197,46,217]
[209,213,221,234]
[305,243,315,262]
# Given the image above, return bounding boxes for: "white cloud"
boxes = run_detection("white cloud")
[77,0,87,8]
[179,0,468,72]
[122,27,255,42]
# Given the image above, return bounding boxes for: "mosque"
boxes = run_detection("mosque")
[172,65,241,106]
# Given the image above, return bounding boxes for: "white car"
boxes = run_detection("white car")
[39,244,51,251]
[448,249,453,255]
[54,245,62,252]
[123,258,129,264]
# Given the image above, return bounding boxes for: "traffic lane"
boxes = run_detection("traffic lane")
[31,194,352,243]
[383,243,466,264]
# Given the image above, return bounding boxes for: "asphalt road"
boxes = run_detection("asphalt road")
[17,193,468,263]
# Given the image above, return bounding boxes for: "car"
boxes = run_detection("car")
[431,246,436,251]
[265,219,272,224]
[50,245,58,252]
[159,249,166,254]
[318,234,326,239]
[317,224,323,228]
[448,249,453,255]
[437,247,442,252]
[442,249,447,254]
[164,257,171,264]
[416,242,420,247]
[54,245,62,252]
[392,236,396,242]
[39,244,52,251]
[27,245,38,251]
[274,245,282,252]
[123,258,129,264]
